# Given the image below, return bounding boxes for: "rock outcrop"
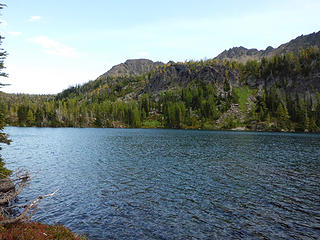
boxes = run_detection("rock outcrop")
[216,31,320,62]
[101,59,163,77]
[141,62,241,94]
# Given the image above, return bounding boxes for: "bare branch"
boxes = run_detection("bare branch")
[0,172,30,205]
[0,189,58,225]
[0,169,58,225]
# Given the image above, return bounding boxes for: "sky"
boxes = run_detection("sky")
[0,0,319,94]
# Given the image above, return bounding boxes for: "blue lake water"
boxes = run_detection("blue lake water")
[2,127,320,239]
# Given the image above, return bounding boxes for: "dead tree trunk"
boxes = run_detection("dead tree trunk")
[0,171,58,224]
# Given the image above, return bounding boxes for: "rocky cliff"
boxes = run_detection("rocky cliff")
[216,31,320,62]
[141,61,240,95]
[100,59,163,78]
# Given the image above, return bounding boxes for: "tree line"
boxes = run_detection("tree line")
[1,47,320,132]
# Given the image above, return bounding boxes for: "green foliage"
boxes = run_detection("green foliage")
[233,86,255,112]
[276,102,290,130]
[142,119,162,128]
[0,5,7,80]
[202,121,215,130]
[222,114,236,129]
[1,46,320,132]
[0,159,12,178]
[0,4,11,178]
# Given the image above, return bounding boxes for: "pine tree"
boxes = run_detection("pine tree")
[26,109,34,126]
[276,103,290,130]
[0,3,11,177]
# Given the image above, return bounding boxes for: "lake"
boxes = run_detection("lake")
[2,127,320,239]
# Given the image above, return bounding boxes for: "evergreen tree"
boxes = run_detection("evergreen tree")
[26,109,34,126]
[276,103,290,130]
[0,3,11,177]
[0,42,319,132]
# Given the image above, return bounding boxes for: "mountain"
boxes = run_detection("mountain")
[139,60,241,94]
[99,59,163,78]
[216,31,320,62]
[94,31,320,86]
[1,31,320,132]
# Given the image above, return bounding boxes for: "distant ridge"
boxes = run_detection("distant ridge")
[100,59,163,78]
[216,31,320,62]
[97,31,320,78]
[3,30,320,132]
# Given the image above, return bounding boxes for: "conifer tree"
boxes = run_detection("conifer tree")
[276,103,290,130]
[0,3,11,177]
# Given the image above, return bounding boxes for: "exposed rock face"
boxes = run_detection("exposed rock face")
[216,31,320,62]
[272,31,320,56]
[216,46,263,62]
[70,30,320,107]
[137,56,320,111]
[141,62,241,94]
[102,59,164,77]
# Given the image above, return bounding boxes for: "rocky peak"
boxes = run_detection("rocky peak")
[271,31,320,56]
[216,30,320,62]
[103,59,164,77]
[216,47,262,63]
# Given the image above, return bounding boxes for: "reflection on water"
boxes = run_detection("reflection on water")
[2,127,320,239]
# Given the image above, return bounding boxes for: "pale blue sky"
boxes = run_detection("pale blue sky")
[0,0,320,94]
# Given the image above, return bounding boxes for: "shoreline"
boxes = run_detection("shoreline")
[4,125,317,134]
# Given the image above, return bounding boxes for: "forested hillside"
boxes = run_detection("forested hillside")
[1,44,320,132]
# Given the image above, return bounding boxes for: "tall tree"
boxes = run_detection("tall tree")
[0,4,7,80]
[0,3,8,132]
[0,3,11,177]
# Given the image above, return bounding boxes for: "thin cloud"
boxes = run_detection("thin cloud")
[9,31,22,36]
[28,16,42,22]
[29,36,79,58]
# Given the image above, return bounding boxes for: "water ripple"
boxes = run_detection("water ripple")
[2,128,320,239]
